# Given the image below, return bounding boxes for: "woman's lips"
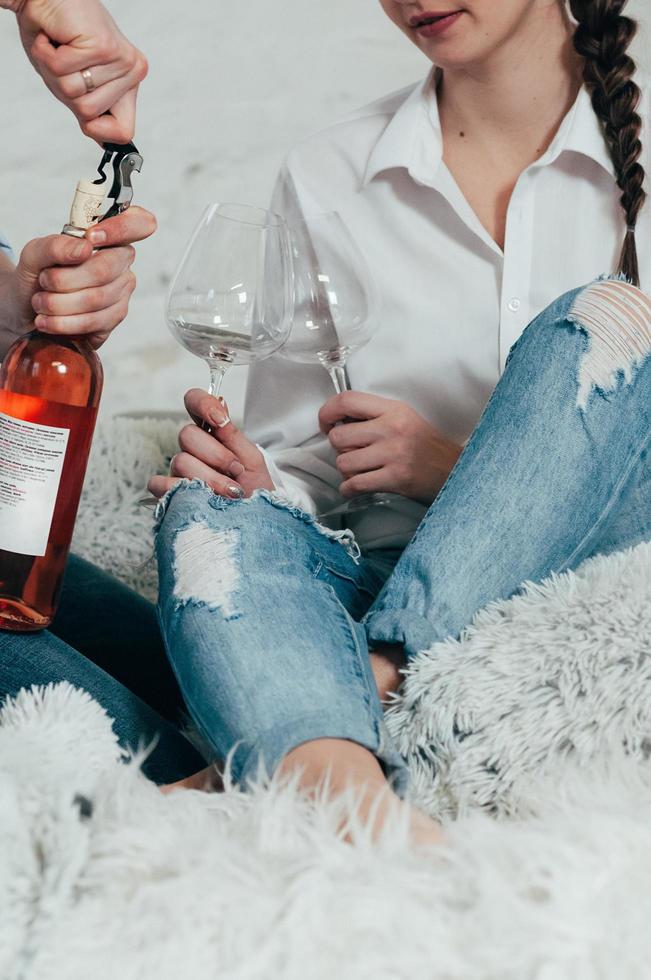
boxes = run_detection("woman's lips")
[411,10,463,38]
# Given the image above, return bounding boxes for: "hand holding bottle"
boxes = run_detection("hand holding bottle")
[0,204,157,631]
[2,0,147,144]
[0,206,156,355]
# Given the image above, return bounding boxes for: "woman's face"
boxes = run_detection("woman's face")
[379,1,562,69]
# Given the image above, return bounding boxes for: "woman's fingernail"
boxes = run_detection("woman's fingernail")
[209,410,231,429]
[137,496,159,508]
[88,228,108,245]
[227,484,245,499]
[229,461,245,478]
[70,241,87,259]
[32,294,43,313]
[34,315,46,327]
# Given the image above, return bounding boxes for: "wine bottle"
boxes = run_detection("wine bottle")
[0,180,106,632]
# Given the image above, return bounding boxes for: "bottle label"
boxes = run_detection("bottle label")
[0,411,70,556]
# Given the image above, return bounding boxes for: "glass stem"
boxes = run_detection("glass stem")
[327,363,350,394]
[208,363,229,399]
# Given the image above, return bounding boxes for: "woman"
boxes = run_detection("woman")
[149,0,650,841]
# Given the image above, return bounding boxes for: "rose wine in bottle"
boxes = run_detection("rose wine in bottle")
[0,179,107,631]
[0,338,103,630]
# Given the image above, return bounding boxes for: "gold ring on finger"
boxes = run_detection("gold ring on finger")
[81,68,96,93]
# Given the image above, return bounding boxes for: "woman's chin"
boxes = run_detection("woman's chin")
[416,37,487,71]
[412,16,500,72]
[421,45,477,71]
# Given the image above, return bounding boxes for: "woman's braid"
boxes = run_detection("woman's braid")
[570,0,646,286]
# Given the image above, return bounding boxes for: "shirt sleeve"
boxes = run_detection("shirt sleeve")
[243,166,343,519]
[0,232,15,264]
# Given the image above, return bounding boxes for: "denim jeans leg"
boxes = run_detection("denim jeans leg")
[0,627,205,783]
[589,436,650,558]
[364,278,651,658]
[51,555,187,725]
[155,484,408,792]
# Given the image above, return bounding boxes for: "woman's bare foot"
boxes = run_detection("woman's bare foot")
[160,764,223,795]
[161,744,439,846]
[370,644,407,703]
[279,738,441,847]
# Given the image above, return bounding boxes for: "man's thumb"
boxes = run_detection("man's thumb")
[17,234,92,284]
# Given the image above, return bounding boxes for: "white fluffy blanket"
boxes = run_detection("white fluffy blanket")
[1,417,649,979]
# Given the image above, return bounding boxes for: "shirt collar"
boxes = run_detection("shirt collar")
[536,83,615,177]
[362,69,443,189]
[362,70,616,189]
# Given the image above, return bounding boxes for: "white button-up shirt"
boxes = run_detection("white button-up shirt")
[245,71,651,552]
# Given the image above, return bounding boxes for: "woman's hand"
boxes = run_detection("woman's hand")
[319,391,463,507]
[2,207,156,352]
[147,389,276,501]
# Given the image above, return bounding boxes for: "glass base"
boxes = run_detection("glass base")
[320,492,400,519]
[344,492,397,513]
[0,596,50,632]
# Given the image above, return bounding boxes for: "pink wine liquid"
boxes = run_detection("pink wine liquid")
[0,333,102,631]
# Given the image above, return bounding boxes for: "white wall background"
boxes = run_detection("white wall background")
[0,1,648,421]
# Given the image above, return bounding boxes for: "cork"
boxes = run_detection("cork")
[62,179,106,238]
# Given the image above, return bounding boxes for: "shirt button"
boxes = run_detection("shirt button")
[508,297,521,313]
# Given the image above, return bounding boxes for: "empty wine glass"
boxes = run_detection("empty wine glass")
[167,202,294,399]
[279,211,396,515]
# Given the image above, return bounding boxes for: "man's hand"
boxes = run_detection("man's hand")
[6,0,147,144]
[319,391,463,506]
[1,206,156,352]
[148,389,276,501]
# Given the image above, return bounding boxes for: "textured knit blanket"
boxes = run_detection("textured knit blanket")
[1,416,649,979]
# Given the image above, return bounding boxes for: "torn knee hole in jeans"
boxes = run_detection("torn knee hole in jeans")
[568,278,651,409]
[261,490,362,563]
[172,521,241,619]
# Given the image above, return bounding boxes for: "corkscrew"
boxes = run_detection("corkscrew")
[93,141,144,220]
[62,140,144,238]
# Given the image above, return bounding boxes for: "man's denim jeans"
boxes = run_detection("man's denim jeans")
[0,556,204,784]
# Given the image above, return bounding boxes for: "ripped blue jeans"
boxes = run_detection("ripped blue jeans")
[155,278,651,792]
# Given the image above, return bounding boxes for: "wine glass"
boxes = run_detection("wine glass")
[166,202,294,399]
[134,203,294,510]
[278,211,396,515]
